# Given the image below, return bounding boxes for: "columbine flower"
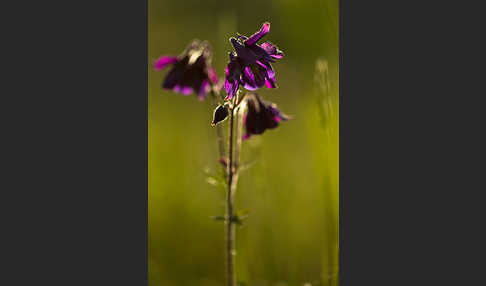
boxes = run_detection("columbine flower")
[242,93,289,140]
[225,22,284,99]
[154,40,219,100]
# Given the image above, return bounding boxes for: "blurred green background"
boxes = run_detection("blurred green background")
[149,0,339,285]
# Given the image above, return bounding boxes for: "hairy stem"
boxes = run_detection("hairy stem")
[234,105,241,171]
[226,102,236,286]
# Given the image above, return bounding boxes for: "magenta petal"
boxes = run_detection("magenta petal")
[225,78,238,99]
[243,82,259,91]
[266,67,275,80]
[265,78,276,88]
[244,22,270,46]
[224,56,242,99]
[244,67,257,85]
[154,56,178,71]
[174,85,193,95]
[242,66,262,90]
[198,80,209,100]
[208,67,218,84]
[260,42,284,59]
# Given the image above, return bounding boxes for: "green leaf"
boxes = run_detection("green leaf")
[238,160,257,173]
[211,215,226,222]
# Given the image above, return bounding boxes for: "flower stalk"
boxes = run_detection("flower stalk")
[226,96,237,286]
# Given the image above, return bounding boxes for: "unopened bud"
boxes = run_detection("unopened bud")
[211,104,229,126]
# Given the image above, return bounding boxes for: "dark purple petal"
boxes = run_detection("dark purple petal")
[256,60,274,78]
[154,56,178,71]
[198,79,209,100]
[243,93,289,139]
[260,42,284,59]
[225,78,239,99]
[225,55,241,79]
[254,60,277,89]
[242,66,266,90]
[224,55,242,99]
[269,105,289,122]
[162,65,184,89]
[242,66,258,90]
[248,44,275,63]
[244,22,270,46]
[156,41,217,101]
[230,38,258,66]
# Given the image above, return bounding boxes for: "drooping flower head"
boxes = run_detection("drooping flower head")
[154,40,219,100]
[225,22,284,100]
[242,93,289,140]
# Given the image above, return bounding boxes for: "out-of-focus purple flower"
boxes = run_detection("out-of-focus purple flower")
[154,40,219,100]
[224,22,284,99]
[242,93,289,140]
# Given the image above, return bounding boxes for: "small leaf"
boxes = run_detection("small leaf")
[238,160,257,173]
[211,215,226,222]
[206,176,219,186]
[206,174,226,189]
[236,209,250,220]
[230,215,246,225]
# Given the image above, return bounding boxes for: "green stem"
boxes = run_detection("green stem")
[226,102,236,286]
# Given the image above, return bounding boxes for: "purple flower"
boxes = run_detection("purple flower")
[224,22,284,99]
[243,93,289,140]
[154,40,219,100]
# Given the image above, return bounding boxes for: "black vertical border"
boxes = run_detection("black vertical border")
[1,0,149,284]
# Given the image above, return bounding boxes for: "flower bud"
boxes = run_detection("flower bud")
[211,104,229,126]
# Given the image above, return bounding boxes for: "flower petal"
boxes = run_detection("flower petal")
[224,55,242,99]
[260,42,284,59]
[224,78,239,99]
[244,22,270,46]
[154,56,178,71]
[198,79,209,101]
[265,77,277,88]
[230,38,258,66]
[242,66,258,89]
[243,93,289,138]
[248,44,275,63]
[208,67,219,84]
[173,85,193,95]
[162,66,184,89]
